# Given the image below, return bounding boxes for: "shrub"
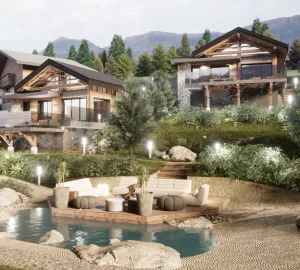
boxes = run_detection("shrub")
[287,88,300,145]
[196,144,300,191]
[0,178,33,198]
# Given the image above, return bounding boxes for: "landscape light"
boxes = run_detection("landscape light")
[61,126,65,130]
[4,153,9,159]
[141,86,146,92]
[288,95,293,105]
[97,114,102,123]
[147,140,154,159]
[214,142,221,153]
[294,78,298,89]
[36,166,42,186]
[82,137,87,155]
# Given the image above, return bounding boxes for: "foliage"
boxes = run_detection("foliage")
[76,39,92,67]
[67,45,77,61]
[167,46,178,73]
[178,33,190,57]
[116,53,134,80]
[32,49,38,55]
[252,18,276,39]
[202,29,212,44]
[108,34,126,60]
[196,144,300,191]
[152,44,169,73]
[43,42,55,57]
[137,165,150,194]
[287,38,300,70]
[194,38,205,49]
[287,88,300,145]
[104,55,118,76]
[90,51,96,62]
[136,52,153,77]
[127,47,133,58]
[100,49,108,68]
[56,162,69,187]
[93,57,104,73]
[262,28,277,40]
[0,178,33,198]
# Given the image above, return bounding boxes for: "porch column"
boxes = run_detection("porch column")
[52,98,62,121]
[205,85,210,111]
[22,133,38,154]
[236,84,241,106]
[30,101,38,122]
[268,82,273,109]
[0,135,14,152]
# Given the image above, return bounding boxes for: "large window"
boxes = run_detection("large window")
[63,98,87,121]
[94,99,110,122]
[38,101,52,120]
[211,66,229,79]
[241,64,272,80]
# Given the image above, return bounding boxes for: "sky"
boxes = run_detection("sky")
[0,0,299,53]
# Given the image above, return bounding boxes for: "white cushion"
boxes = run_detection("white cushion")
[112,186,129,196]
[59,178,92,191]
[78,187,107,197]
[119,177,138,187]
[182,184,210,206]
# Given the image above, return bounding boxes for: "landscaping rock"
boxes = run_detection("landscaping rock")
[167,217,213,229]
[0,232,11,238]
[109,238,120,244]
[296,216,300,229]
[39,230,64,245]
[73,240,182,269]
[0,188,28,207]
[169,146,197,161]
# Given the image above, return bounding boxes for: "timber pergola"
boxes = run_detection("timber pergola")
[0,127,65,154]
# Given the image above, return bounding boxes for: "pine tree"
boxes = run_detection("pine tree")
[93,57,104,73]
[202,29,211,44]
[252,18,262,34]
[76,39,92,67]
[167,46,178,74]
[152,44,169,73]
[136,52,153,77]
[288,39,300,70]
[251,18,276,38]
[262,29,277,40]
[194,38,205,49]
[43,42,55,57]
[179,33,190,57]
[116,53,134,80]
[67,45,77,61]
[90,51,96,62]
[108,34,126,60]
[127,47,133,58]
[100,50,108,68]
[32,49,38,55]
[105,56,118,76]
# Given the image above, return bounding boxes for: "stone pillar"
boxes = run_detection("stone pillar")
[236,84,241,106]
[31,147,38,154]
[7,147,14,152]
[177,63,191,108]
[10,100,23,112]
[205,85,210,111]
[269,82,273,109]
[30,100,38,122]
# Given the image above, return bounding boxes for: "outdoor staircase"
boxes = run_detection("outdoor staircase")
[157,162,196,179]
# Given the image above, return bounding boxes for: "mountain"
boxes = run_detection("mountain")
[42,15,300,59]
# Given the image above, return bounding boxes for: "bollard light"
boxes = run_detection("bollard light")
[288,95,293,105]
[214,142,221,153]
[97,113,102,123]
[142,86,146,92]
[147,140,154,159]
[36,165,42,186]
[82,137,87,155]
[294,77,298,89]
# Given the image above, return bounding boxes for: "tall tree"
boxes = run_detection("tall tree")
[288,39,300,70]
[178,33,190,57]
[136,52,153,77]
[262,29,277,40]
[43,42,55,57]
[202,29,211,44]
[116,53,134,80]
[105,55,118,76]
[167,46,178,74]
[76,39,92,67]
[100,50,108,69]
[152,44,169,73]
[67,45,77,61]
[194,38,205,49]
[32,49,38,55]
[93,57,104,73]
[127,47,133,58]
[90,51,96,62]
[108,34,126,60]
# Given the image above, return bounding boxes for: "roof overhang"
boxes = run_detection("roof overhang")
[0,91,58,100]
[171,56,240,66]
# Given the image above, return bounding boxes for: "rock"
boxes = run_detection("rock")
[0,188,28,207]
[39,230,64,245]
[73,240,182,269]
[0,232,11,238]
[109,238,120,244]
[296,216,300,229]
[169,146,197,161]
[167,217,213,229]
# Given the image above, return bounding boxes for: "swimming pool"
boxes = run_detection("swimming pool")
[0,208,215,258]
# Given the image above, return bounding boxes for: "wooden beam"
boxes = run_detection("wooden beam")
[205,85,210,110]
[269,82,273,108]
[0,134,13,146]
[206,49,264,56]
[24,83,83,91]
[21,133,37,147]
[236,84,241,106]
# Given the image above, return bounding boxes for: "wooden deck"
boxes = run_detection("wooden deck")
[48,196,230,225]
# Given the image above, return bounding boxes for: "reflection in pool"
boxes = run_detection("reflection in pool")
[0,208,215,258]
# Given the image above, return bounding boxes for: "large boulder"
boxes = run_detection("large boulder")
[73,240,182,269]
[296,216,300,229]
[39,230,64,245]
[169,146,197,161]
[0,188,28,207]
[167,217,213,229]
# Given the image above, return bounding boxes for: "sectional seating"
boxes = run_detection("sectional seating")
[181,184,210,206]
[112,177,138,196]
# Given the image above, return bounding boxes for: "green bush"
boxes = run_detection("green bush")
[0,178,33,198]
[196,144,300,191]
[0,152,164,188]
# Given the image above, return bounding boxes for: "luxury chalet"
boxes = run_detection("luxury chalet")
[0,50,123,152]
[171,27,289,109]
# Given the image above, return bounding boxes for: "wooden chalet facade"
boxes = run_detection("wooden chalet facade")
[171,27,289,109]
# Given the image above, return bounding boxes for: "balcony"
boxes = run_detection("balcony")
[185,64,287,88]
[0,73,15,89]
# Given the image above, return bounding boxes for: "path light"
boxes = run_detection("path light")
[214,142,221,153]
[97,113,102,123]
[147,140,154,159]
[36,166,42,186]
[288,95,293,105]
[141,86,146,92]
[294,77,298,89]
[82,137,87,155]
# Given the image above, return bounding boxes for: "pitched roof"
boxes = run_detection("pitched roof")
[15,59,123,91]
[0,49,95,71]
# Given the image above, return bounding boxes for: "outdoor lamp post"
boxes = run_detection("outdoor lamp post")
[294,77,298,89]
[141,86,146,92]
[36,166,42,186]
[288,95,293,105]
[147,140,154,159]
[98,113,102,123]
[82,137,87,155]
[214,142,221,153]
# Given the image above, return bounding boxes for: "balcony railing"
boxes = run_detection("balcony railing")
[0,73,15,89]
[185,64,286,86]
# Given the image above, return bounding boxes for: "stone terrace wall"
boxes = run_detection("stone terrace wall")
[188,176,300,203]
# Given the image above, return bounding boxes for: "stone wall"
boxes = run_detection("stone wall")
[10,100,23,112]
[188,176,300,203]
[38,134,64,151]
[177,63,191,108]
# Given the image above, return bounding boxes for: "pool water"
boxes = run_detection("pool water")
[0,208,215,258]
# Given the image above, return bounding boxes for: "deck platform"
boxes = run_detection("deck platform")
[48,196,230,225]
